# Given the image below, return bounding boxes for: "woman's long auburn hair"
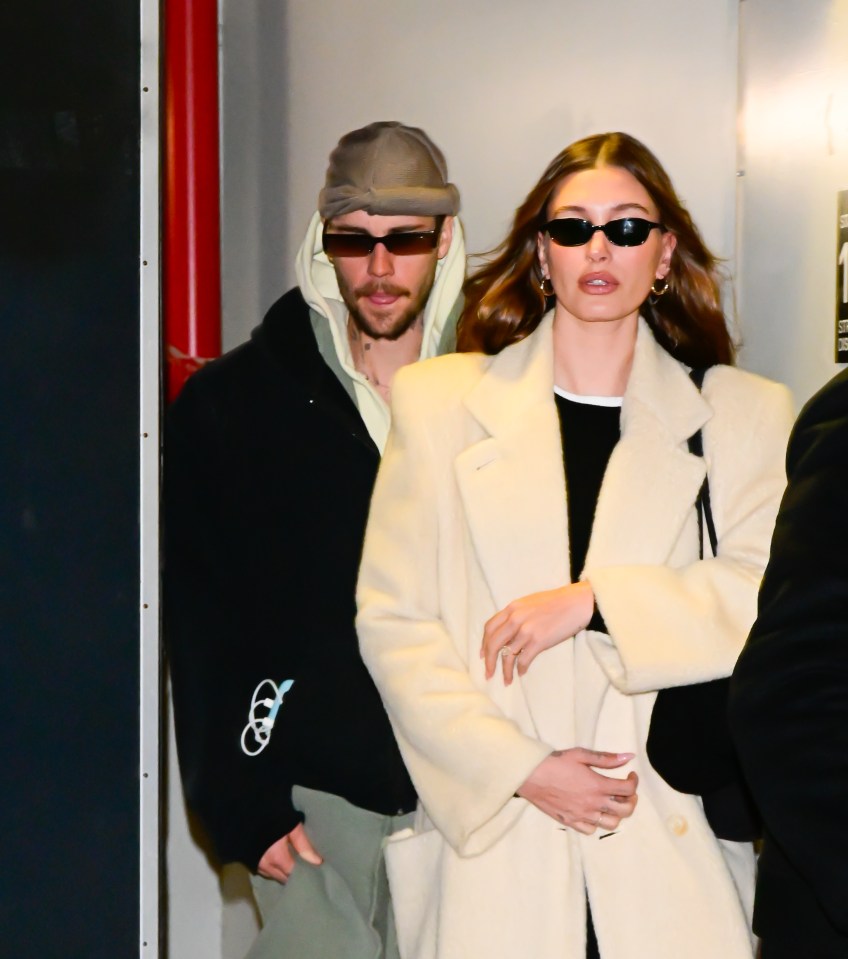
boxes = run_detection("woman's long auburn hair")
[457,132,735,367]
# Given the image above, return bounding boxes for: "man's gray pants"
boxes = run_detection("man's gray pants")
[246,785,415,959]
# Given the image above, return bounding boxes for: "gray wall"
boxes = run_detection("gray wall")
[736,0,848,406]
[219,0,739,350]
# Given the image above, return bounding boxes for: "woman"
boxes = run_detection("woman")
[356,132,793,959]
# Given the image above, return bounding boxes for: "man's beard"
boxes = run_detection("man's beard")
[337,262,438,341]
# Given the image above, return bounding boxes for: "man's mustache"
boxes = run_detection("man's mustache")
[355,283,409,298]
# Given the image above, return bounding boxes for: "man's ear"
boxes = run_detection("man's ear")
[437,216,454,259]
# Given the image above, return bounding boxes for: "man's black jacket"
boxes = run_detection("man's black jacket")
[164,289,415,871]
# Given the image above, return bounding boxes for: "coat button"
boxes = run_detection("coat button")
[666,814,688,836]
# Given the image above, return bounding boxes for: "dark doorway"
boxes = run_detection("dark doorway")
[0,1,145,954]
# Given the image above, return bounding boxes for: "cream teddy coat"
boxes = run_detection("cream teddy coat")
[356,315,794,959]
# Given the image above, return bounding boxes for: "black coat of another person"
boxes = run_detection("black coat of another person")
[730,368,848,958]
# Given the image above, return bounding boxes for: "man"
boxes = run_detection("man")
[164,121,464,959]
[729,369,848,958]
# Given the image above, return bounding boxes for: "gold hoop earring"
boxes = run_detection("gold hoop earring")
[540,275,554,297]
[650,276,669,297]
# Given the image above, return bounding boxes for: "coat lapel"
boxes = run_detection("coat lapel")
[455,314,569,606]
[455,315,574,744]
[584,318,712,572]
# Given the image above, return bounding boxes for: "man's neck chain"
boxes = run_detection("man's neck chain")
[348,319,390,399]
[347,316,423,402]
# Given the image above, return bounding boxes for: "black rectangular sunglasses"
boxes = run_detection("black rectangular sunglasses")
[322,219,443,258]
[544,217,666,248]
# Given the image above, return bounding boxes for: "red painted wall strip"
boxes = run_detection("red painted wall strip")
[163,0,222,403]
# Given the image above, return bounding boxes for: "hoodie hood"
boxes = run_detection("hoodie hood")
[294,210,466,450]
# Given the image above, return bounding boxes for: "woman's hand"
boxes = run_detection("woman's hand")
[517,748,638,834]
[481,582,595,684]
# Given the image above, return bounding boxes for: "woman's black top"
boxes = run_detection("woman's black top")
[554,388,621,664]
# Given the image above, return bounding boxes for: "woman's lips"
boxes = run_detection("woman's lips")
[579,272,618,294]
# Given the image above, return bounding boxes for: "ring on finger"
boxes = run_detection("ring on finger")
[500,645,521,658]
